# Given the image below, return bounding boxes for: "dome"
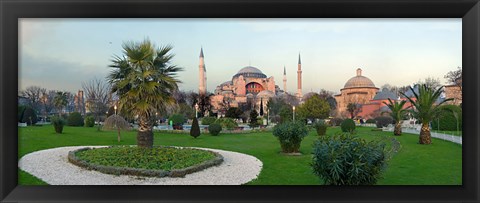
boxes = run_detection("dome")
[233,66,267,79]
[343,68,376,89]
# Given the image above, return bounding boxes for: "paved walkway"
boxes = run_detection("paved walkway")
[384,128,462,145]
[19,146,263,185]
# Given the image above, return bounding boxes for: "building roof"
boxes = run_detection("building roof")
[199,47,204,58]
[237,66,263,74]
[298,53,301,64]
[401,85,418,98]
[233,66,267,79]
[343,68,376,89]
[373,90,398,100]
[257,90,275,98]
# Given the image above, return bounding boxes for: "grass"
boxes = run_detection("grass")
[18,125,462,185]
[75,146,216,170]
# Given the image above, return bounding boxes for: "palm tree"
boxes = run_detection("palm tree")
[401,84,453,144]
[382,98,408,136]
[107,39,183,148]
[53,91,68,116]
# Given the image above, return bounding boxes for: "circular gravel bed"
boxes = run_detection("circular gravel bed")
[18,146,263,185]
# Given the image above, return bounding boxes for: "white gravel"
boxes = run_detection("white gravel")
[18,146,263,185]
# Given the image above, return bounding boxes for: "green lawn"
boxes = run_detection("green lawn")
[18,125,462,185]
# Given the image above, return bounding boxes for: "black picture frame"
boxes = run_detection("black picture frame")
[1,0,479,202]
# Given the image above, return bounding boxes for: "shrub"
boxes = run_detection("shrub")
[67,112,84,126]
[340,119,355,133]
[201,116,217,125]
[330,118,344,127]
[169,114,185,130]
[214,118,238,130]
[366,119,376,124]
[190,117,201,138]
[312,133,387,185]
[208,123,222,136]
[249,110,259,129]
[375,116,394,128]
[84,116,95,127]
[313,120,328,136]
[272,121,309,153]
[21,106,38,125]
[431,105,462,131]
[51,116,66,134]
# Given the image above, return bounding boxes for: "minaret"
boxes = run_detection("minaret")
[296,53,303,98]
[199,47,206,95]
[283,66,287,93]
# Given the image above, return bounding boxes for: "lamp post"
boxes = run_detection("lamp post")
[292,106,296,122]
[195,103,199,118]
[114,105,117,115]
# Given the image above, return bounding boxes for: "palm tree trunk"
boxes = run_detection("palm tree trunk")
[419,122,432,144]
[394,122,402,136]
[137,117,153,148]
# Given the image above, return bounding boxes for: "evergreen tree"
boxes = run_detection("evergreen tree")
[259,98,264,116]
[249,109,259,129]
[190,117,201,138]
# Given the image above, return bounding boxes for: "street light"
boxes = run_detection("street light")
[292,106,296,122]
[114,105,117,115]
[195,103,199,118]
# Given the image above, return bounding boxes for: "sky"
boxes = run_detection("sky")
[19,18,461,95]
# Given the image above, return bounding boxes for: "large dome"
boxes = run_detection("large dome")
[233,66,267,79]
[344,68,376,89]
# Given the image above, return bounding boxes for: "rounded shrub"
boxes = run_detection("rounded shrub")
[431,105,462,131]
[190,117,201,138]
[214,118,238,130]
[21,106,38,125]
[340,119,355,133]
[313,120,328,136]
[169,114,185,130]
[84,116,95,127]
[201,116,217,125]
[330,118,344,127]
[312,133,387,185]
[51,116,66,134]
[272,121,309,153]
[67,112,84,126]
[366,119,376,124]
[208,123,222,136]
[375,116,394,128]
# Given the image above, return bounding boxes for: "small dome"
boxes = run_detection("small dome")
[257,90,275,98]
[344,68,376,88]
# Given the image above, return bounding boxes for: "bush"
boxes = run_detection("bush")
[431,105,462,131]
[201,116,217,125]
[340,119,356,133]
[375,116,394,128]
[51,116,66,134]
[84,116,95,127]
[330,118,344,127]
[272,121,309,153]
[313,120,328,136]
[169,114,185,130]
[208,123,222,136]
[190,117,201,138]
[366,119,376,124]
[312,133,387,185]
[67,112,84,126]
[21,106,38,125]
[214,118,238,130]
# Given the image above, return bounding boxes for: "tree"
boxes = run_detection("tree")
[400,84,453,144]
[297,94,330,122]
[40,90,56,121]
[103,114,131,142]
[20,86,46,113]
[225,107,242,119]
[190,117,201,138]
[416,76,442,90]
[346,103,361,119]
[107,39,183,148]
[259,98,264,116]
[382,98,409,136]
[279,105,293,123]
[249,109,259,129]
[82,78,112,125]
[444,67,462,90]
[53,91,68,116]
[189,92,212,118]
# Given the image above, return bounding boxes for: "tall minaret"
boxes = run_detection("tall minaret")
[199,47,206,95]
[296,53,303,98]
[283,66,287,93]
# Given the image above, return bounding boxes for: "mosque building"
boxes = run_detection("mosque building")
[198,48,303,115]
